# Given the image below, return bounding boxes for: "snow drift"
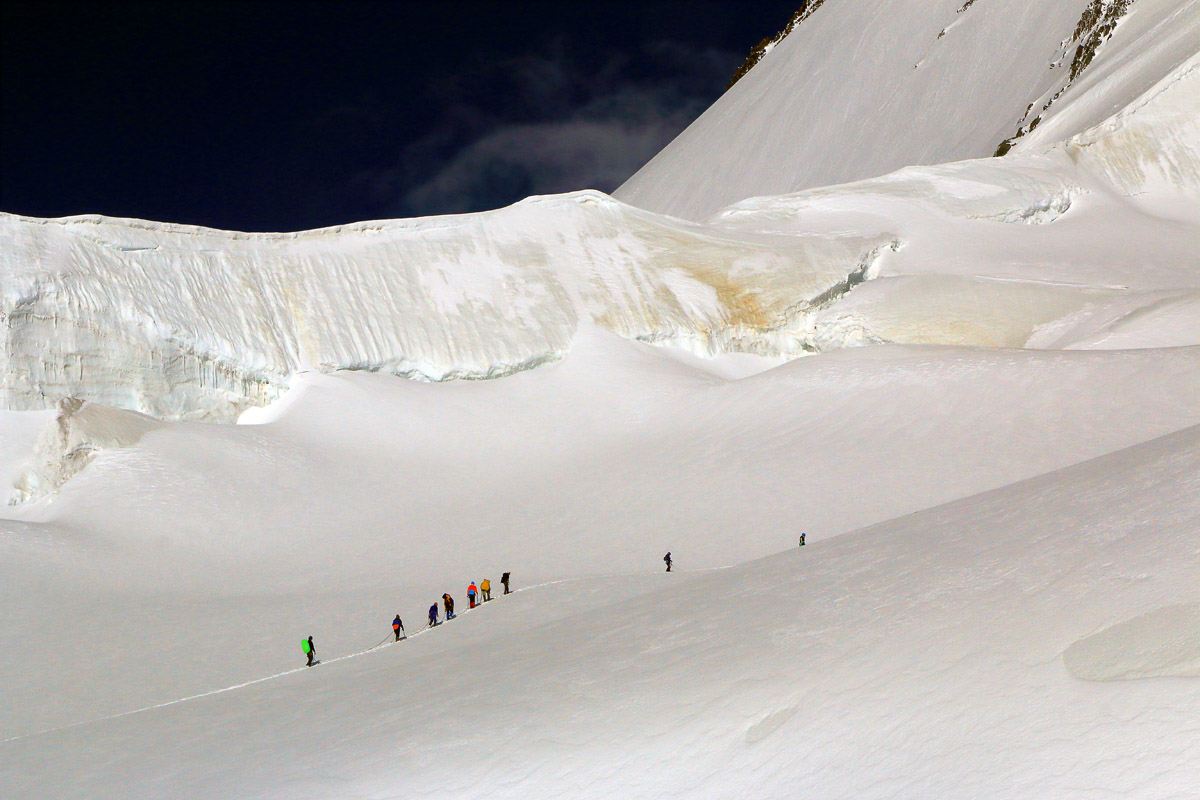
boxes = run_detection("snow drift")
[1065,603,1200,680]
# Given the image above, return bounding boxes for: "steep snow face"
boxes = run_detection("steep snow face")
[6,61,1199,423]
[615,0,1200,220]
[0,195,892,420]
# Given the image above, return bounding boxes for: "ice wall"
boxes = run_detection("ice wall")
[0,193,893,420]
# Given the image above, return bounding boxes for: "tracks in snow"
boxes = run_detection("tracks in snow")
[1,566,733,744]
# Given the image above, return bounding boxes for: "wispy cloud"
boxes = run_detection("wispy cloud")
[357,38,740,217]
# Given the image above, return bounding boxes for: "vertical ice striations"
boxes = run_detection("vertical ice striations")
[0,192,892,420]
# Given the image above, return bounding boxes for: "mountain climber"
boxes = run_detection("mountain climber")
[467,581,478,608]
[480,577,492,602]
[443,593,456,620]
[501,572,511,595]
[392,614,405,641]
[428,603,439,627]
[664,552,672,572]
[799,533,806,547]
[303,635,316,667]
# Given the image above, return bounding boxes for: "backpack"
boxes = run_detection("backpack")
[301,639,311,654]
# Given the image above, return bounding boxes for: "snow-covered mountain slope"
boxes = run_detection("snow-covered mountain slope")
[3,333,1200,738]
[710,56,1200,350]
[5,378,1198,799]
[615,0,1200,220]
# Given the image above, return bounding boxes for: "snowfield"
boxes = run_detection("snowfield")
[3,336,1200,797]
[3,0,1200,797]
[4,366,1199,798]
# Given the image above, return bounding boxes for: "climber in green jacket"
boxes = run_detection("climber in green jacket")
[302,635,316,667]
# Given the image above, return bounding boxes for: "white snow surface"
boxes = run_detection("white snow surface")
[4,0,1200,796]
[2,337,1199,797]
[616,0,1200,220]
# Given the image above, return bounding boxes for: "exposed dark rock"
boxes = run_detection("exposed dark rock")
[728,1,829,89]
[994,0,1135,157]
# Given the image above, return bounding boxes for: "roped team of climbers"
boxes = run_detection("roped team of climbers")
[304,573,512,665]
[426,574,504,630]
[304,548,735,665]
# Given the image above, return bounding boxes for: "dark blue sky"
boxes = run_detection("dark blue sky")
[2,1,796,231]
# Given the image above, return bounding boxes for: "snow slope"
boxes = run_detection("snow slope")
[2,334,1199,738]
[615,0,1200,220]
[5,380,1199,799]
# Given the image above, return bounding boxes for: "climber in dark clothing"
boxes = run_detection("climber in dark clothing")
[392,614,405,641]
[501,572,511,595]
[664,552,672,572]
[428,603,439,627]
[443,593,456,620]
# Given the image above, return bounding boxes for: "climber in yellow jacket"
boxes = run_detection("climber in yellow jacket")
[480,578,492,602]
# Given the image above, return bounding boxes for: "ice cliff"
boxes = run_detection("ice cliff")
[0,194,895,420]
